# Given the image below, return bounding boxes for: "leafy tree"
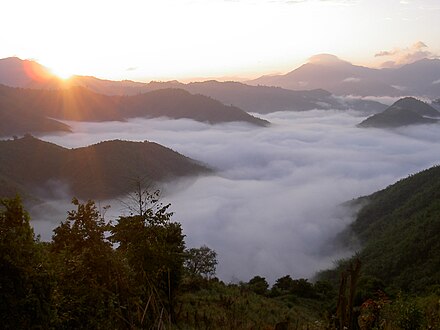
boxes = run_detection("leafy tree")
[50,198,127,329]
[272,275,295,295]
[248,276,269,295]
[184,245,218,279]
[313,280,335,300]
[111,189,185,324]
[290,278,316,298]
[0,196,53,329]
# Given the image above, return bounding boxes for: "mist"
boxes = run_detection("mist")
[34,111,440,283]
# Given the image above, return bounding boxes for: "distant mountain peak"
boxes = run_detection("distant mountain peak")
[358,96,440,128]
[308,54,349,65]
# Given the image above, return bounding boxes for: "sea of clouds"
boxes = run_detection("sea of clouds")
[31,110,440,283]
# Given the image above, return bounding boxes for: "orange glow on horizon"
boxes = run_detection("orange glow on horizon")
[22,60,53,83]
[49,66,73,80]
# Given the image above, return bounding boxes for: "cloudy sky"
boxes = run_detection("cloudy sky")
[2,0,440,81]
[33,111,440,283]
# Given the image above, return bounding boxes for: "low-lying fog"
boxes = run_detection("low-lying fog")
[33,110,440,283]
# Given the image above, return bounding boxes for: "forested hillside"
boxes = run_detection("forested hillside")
[310,165,440,328]
[340,165,440,293]
[2,164,440,329]
[0,135,210,200]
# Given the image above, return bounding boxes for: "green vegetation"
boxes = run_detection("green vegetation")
[321,165,440,293]
[2,165,440,328]
[318,165,440,329]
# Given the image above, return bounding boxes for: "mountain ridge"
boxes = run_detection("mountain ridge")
[0,135,211,200]
[358,97,440,128]
[319,165,440,294]
[0,57,388,115]
[0,84,269,136]
[249,54,440,98]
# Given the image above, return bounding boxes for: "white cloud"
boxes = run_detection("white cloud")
[342,77,361,83]
[35,111,440,283]
[376,41,438,68]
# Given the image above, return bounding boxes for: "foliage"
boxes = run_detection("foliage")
[0,196,53,329]
[184,245,218,279]
[176,278,325,329]
[111,188,185,325]
[390,295,424,330]
[50,198,127,329]
[247,276,269,295]
[3,159,440,330]
[319,165,440,294]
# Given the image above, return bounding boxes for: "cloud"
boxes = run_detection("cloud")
[35,112,440,283]
[309,53,349,65]
[432,79,440,85]
[342,77,361,83]
[375,41,438,68]
[341,95,403,106]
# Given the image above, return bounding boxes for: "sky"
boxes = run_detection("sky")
[31,110,440,283]
[2,0,440,81]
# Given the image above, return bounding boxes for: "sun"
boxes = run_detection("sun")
[49,65,74,80]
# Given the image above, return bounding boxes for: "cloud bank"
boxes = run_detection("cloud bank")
[35,111,440,283]
[376,41,438,68]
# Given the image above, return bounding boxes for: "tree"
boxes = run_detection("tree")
[248,276,269,295]
[0,196,53,328]
[52,198,110,252]
[111,189,185,325]
[50,198,127,329]
[184,245,218,279]
[290,278,316,298]
[272,275,295,294]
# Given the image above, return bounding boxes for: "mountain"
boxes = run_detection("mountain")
[70,78,387,114]
[358,97,440,128]
[0,57,61,88]
[0,57,386,115]
[120,88,269,125]
[0,85,72,136]
[249,54,440,98]
[382,58,440,97]
[150,80,387,114]
[0,84,268,137]
[320,165,440,294]
[249,54,401,97]
[0,135,211,200]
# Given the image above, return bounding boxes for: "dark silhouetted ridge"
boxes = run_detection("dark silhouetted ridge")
[0,84,269,137]
[358,97,439,128]
[0,136,211,200]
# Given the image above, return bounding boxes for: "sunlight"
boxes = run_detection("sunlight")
[50,65,73,80]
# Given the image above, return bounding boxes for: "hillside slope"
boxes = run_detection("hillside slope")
[320,165,440,293]
[0,85,268,137]
[358,97,439,128]
[249,55,440,98]
[0,135,211,200]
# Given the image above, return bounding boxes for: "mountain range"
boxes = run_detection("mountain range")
[0,135,210,200]
[249,54,440,98]
[0,84,269,136]
[358,97,440,128]
[0,57,387,115]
